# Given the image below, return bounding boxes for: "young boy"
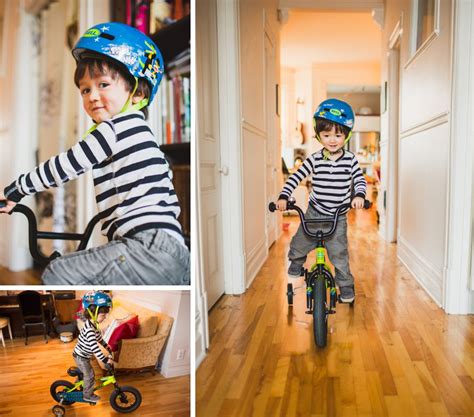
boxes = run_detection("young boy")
[74,291,113,403]
[0,22,189,285]
[276,98,367,303]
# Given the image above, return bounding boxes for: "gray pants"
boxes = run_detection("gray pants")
[288,204,354,288]
[73,354,95,399]
[42,229,190,285]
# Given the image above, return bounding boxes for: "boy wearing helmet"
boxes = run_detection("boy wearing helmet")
[276,99,367,303]
[74,291,113,403]
[0,23,189,285]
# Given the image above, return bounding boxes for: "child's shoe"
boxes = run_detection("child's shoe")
[83,394,100,403]
[288,262,304,278]
[339,286,355,303]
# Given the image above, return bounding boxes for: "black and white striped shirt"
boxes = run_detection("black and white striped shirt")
[74,319,108,363]
[279,150,367,215]
[4,111,183,244]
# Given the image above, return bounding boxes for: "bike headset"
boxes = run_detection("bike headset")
[312,98,355,160]
[72,22,165,137]
[82,291,113,328]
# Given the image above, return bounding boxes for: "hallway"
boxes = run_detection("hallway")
[196,207,474,417]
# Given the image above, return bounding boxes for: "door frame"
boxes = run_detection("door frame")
[444,0,474,313]
[385,19,402,243]
[216,0,246,295]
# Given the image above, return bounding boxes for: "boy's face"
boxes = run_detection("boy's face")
[319,126,346,153]
[79,66,132,123]
[97,312,108,323]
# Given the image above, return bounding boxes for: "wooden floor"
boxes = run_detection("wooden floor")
[196,207,474,417]
[0,336,189,416]
[0,266,42,285]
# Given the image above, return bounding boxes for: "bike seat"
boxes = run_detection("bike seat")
[67,366,84,379]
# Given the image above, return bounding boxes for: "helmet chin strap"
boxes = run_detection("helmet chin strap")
[81,77,149,139]
[87,307,100,329]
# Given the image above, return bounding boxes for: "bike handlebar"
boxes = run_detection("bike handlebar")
[268,198,372,239]
[0,200,102,267]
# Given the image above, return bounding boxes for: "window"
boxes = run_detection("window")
[411,0,439,54]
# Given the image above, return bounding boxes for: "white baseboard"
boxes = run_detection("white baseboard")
[245,236,268,288]
[397,236,443,306]
[196,349,207,369]
[161,363,190,378]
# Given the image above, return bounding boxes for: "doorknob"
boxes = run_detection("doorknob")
[219,166,229,176]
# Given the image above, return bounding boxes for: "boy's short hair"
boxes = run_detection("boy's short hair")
[74,54,151,118]
[84,305,110,319]
[314,117,351,138]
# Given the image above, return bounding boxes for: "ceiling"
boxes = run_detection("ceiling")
[280,9,382,68]
[279,0,384,11]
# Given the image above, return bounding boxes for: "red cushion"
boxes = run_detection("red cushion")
[108,316,139,351]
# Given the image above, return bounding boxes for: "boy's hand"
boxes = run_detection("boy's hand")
[0,193,16,214]
[276,199,288,211]
[351,196,364,209]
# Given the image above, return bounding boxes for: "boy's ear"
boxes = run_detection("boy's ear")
[131,90,145,104]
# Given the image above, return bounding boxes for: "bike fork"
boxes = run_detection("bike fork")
[305,270,313,314]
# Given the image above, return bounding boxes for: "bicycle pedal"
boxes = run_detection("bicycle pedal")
[305,309,313,315]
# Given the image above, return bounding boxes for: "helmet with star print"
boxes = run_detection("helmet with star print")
[72,22,164,104]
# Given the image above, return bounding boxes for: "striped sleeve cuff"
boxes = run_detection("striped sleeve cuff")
[4,182,24,203]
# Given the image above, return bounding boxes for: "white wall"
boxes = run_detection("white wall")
[380,0,452,306]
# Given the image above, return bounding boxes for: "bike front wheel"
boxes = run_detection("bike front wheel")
[313,276,328,347]
[110,386,142,413]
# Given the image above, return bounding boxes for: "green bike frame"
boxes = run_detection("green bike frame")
[66,374,117,393]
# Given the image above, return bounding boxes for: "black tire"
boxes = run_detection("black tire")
[287,283,293,305]
[50,380,76,405]
[110,386,142,413]
[52,405,66,416]
[313,276,328,348]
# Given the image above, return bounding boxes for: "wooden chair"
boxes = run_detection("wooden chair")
[0,317,13,347]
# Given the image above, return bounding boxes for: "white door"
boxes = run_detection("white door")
[264,31,278,248]
[196,0,225,309]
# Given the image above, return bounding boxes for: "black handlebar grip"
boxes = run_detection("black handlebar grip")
[268,202,277,212]
[0,200,6,208]
[364,200,372,209]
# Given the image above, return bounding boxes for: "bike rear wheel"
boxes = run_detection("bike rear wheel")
[50,380,76,405]
[110,386,142,413]
[313,276,328,347]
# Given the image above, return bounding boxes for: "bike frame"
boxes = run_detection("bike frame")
[65,374,117,394]
[305,230,338,314]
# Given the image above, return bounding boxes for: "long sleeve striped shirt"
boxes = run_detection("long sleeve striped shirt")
[279,150,367,215]
[74,319,108,363]
[4,111,184,245]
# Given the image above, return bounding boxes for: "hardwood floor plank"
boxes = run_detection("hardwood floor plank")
[197,209,474,417]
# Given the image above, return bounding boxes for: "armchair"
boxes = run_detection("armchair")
[99,309,173,375]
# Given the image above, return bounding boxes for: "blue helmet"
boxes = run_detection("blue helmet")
[72,22,164,105]
[82,291,112,311]
[313,98,355,131]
